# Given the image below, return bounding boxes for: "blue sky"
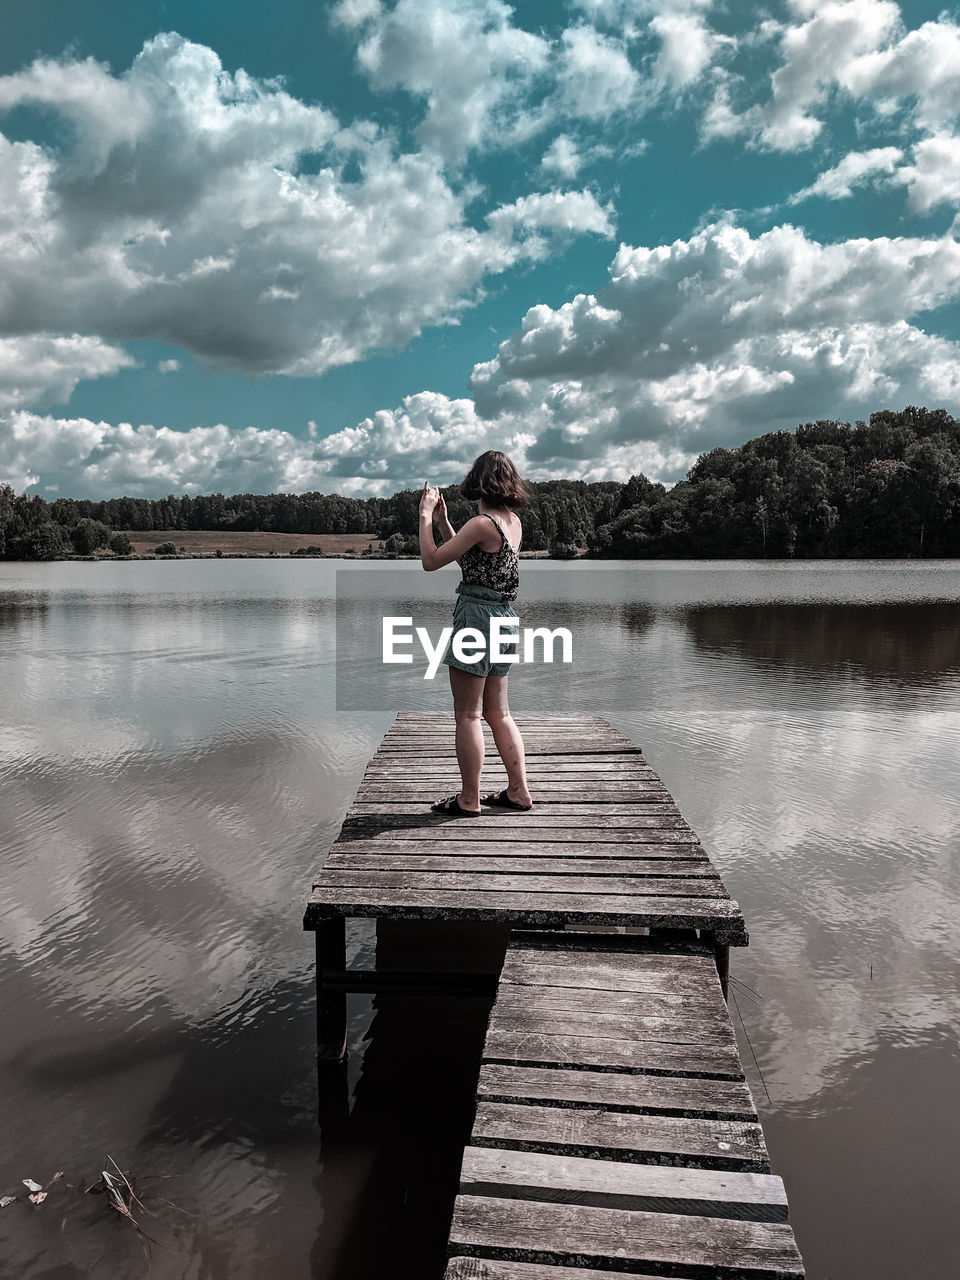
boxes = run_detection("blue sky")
[1,0,959,498]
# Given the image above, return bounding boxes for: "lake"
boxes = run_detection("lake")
[1,558,958,1278]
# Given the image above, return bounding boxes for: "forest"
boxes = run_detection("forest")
[1,406,959,560]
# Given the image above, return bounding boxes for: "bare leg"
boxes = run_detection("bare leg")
[448,666,486,812]
[481,675,533,807]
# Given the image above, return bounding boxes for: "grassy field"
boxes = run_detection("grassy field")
[129,530,381,556]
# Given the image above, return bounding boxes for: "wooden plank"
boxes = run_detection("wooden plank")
[475,1065,757,1120]
[472,1100,768,1169]
[329,838,703,858]
[486,1004,738,1047]
[313,869,728,898]
[304,887,746,935]
[459,1147,788,1219]
[345,805,686,820]
[491,984,728,1019]
[446,1260,659,1280]
[448,1196,804,1276]
[483,1029,745,1079]
[446,1260,660,1280]
[366,760,658,773]
[323,855,715,876]
[336,825,700,845]
[378,747,647,752]
[358,778,670,788]
[500,951,722,993]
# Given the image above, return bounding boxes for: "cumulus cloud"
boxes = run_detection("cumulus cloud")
[790,146,903,202]
[347,0,552,160]
[0,336,134,413]
[555,24,639,121]
[704,1,960,173]
[157,359,181,374]
[339,0,723,162]
[894,133,960,214]
[467,222,960,467]
[0,32,611,391]
[540,134,584,179]
[8,222,960,497]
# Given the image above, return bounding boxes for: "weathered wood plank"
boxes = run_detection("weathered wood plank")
[475,1065,757,1120]
[336,825,700,846]
[445,1260,660,1280]
[366,760,658,774]
[458,1147,788,1219]
[313,869,728,898]
[500,951,722,994]
[324,855,715,877]
[482,1028,745,1079]
[376,747,647,752]
[345,805,686,820]
[356,785,672,801]
[472,1100,768,1170]
[448,1196,804,1276]
[304,887,747,938]
[492,983,727,1018]
[486,1004,738,1047]
[330,844,706,865]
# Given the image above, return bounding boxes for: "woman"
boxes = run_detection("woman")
[418,450,534,817]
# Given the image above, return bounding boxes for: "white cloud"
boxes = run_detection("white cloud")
[649,9,727,94]
[157,358,181,374]
[704,3,960,168]
[0,335,135,414]
[340,0,721,164]
[7,223,960,497]
[791,145,902,202]
[703,0,901,151]
[895,133,960,214]
[468,222,960,467]
[555,24,639,121]
[486,189,615,240]
[540,134,583,178]
[350,0,552,161]
[0,32,611,390]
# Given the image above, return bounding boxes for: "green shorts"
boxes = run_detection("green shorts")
[442,583,519,678]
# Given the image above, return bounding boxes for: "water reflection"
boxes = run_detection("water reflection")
[0,560,958,1279]
[679,601,960,685]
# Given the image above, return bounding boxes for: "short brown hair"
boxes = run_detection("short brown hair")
[461,450,530,509]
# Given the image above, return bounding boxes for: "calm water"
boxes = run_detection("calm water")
[1,558,958,1278]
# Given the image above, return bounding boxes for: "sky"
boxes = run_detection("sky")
[1,0,959,499]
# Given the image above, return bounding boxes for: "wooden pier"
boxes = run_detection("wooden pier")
[303,713,804,1277]
[445,931,804,1278]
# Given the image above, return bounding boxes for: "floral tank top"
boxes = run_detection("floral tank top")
[458,513,520,600]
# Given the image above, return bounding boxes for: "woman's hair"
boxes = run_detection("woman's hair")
[461,450,531,509]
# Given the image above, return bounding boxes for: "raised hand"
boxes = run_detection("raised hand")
[419,480,439,515]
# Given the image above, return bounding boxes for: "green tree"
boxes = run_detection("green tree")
[109,531,133,556]
[9,521,67,560]
[70,518,112,555]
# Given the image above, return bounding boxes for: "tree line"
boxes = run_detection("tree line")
[1,406,958,560]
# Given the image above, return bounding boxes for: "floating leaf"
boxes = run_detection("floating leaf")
[0,1196,15,1208]
[22,1179,42,1193]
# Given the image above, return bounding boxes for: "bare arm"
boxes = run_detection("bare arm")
[433,492,455,543]
[419,499,488,571]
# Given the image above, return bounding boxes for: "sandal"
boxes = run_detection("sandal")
[480,789,533,811]
[431,793,481,817]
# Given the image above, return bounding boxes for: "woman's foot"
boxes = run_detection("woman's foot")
[431,793,481,817]
[480,788,533,811]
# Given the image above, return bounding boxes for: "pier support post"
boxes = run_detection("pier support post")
[316,918,347,1063]
[712,938,730,1003]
